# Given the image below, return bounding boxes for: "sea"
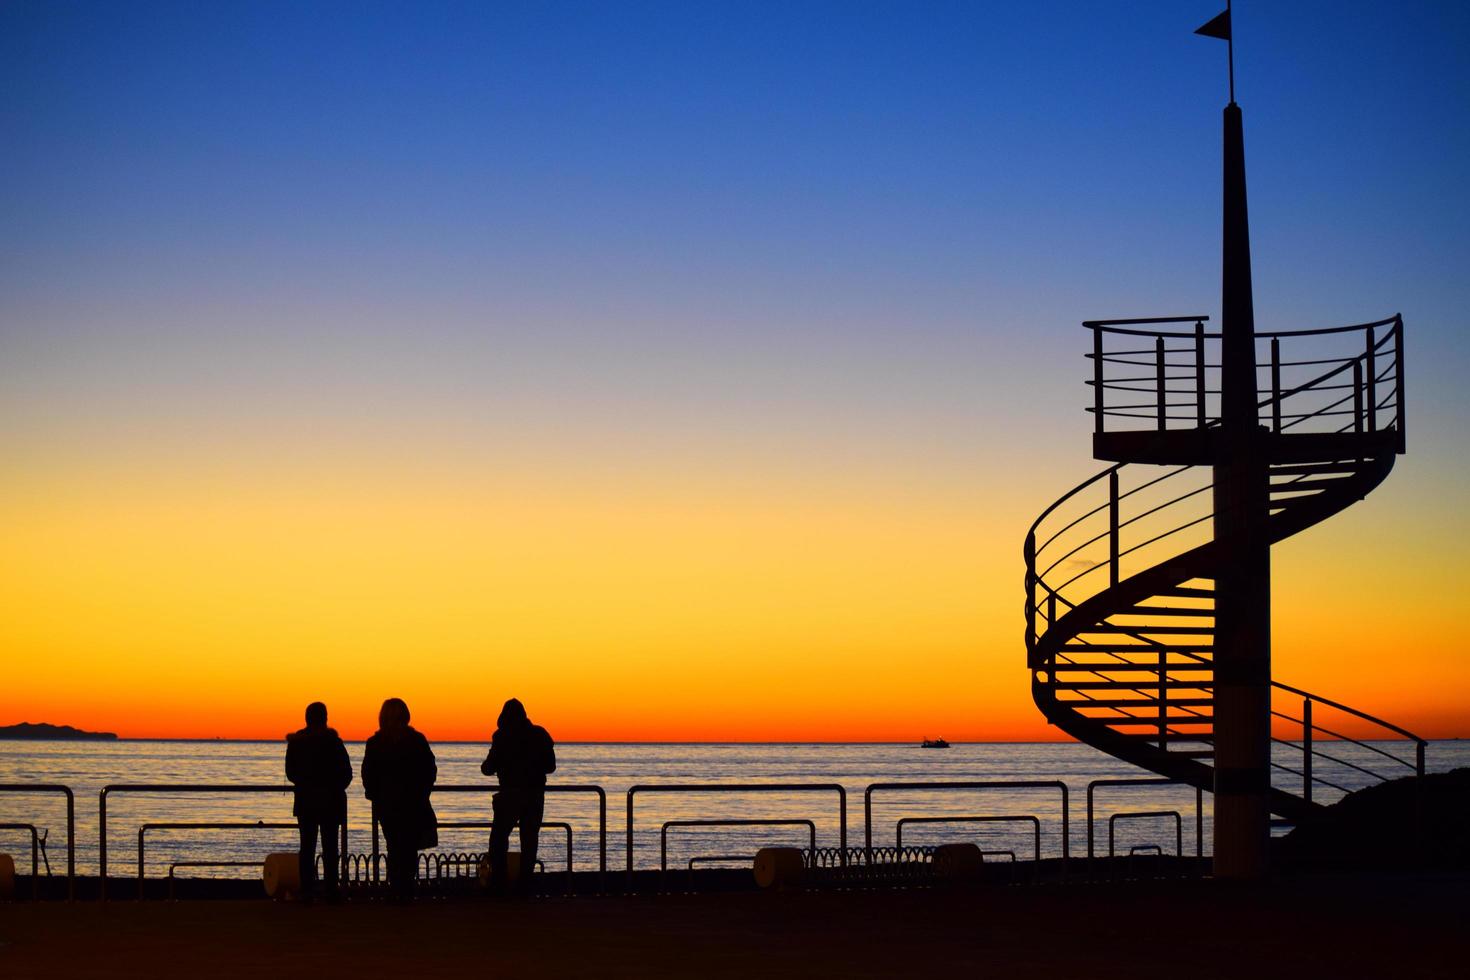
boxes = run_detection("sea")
[1,739,1463,881]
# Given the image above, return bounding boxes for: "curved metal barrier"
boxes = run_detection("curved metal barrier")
[0,784,75,899]
[626,783,848,888]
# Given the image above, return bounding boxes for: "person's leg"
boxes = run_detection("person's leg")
[382,821,413,901]
[488,792,513,895]
[298,818,319,902]
[517,794,545,896]
[320,819,340,898]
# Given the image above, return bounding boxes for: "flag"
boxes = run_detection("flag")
[1195,9,1231,41]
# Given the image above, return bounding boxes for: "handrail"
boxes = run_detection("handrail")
[626,783,847,889]
[0,784,76,899]
[137,820,301,899]
[99,784,296,900]
[1271,681,1425,744]
[0,823,42,899]
[1255,314,1401,338]
[893,815,1041,862]
[413,783,607,887]
[1083,316,1214,337]
[659,818,816,889]
[863,781,1069,871]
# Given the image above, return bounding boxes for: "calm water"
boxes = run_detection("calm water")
[1,740,1463,880]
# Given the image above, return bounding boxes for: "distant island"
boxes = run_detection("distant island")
[0,721,118,741]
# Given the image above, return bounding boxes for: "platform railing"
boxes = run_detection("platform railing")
[1084,314,1404,442]
[0,784,76,899]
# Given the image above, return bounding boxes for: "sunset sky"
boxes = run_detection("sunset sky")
[3,1,1468,741]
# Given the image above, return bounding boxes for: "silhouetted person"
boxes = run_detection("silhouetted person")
[361,698,437,902]
[481,697,556,896]
[285,701,352,904]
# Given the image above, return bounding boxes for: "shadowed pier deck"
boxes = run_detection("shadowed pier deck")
[3,873,1463,979]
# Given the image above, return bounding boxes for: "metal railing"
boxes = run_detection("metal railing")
[1086,778,1203,873]
[1109,811,1182,858]
[166,861,260,900]
[626,784,848,888]
[1270,683,1427,801]
[138,820,303,899]
[99,784,297,900]
[659,818,816,889]
[893,815,1041,863]
[370,784,605,889]
[1084,314,1405,441]
[863,781,1068,872]
[0,784,76,899]
[0,823,44,899]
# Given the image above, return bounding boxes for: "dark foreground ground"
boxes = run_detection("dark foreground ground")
[3,872,1465,979]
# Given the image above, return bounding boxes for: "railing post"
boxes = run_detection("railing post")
[1415,740,1425,780]
[1195,320,1207,427]
[1365,326,1377,433]
[1352,361,1364,435]
[1093,327,1105,434]
[1024,532,1037,655]
[1394,315,1406,450]
[1158,648,1168,750]
[1155,335,1166,431]
[1270,338,1282,433]
[1302,698,1313,806]
[371,806,380,885]
[1108,470,1120,587]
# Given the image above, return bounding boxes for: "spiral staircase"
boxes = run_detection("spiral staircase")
[1024,314,1423,823]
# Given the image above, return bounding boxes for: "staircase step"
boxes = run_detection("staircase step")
[1125,605,1216,617]
[1081,624,1215,635]
[1058,644,1215,654]
[1063,697,1215,707]
[1098,714,1215,725]
[1158,586,1215,598]
[1103,732,1216,743]
[1270,479,1341,493]
[1047,679,1214,690]
[1269,462,1361,476]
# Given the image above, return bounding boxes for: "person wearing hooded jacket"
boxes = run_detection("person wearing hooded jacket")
[285,701,353,903]
[361,697,437,902]
[481,698,556,896]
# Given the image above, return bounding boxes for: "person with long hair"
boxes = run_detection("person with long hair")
[361,697,437,902]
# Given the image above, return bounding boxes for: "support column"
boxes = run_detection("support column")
[1210,101,1272,879]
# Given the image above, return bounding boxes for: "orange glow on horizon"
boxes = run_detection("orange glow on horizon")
[3,444,1467,743]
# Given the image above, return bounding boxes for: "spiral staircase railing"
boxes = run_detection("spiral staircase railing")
[1025,314,1423,818]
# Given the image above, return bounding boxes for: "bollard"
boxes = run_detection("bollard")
[477,851,530,888]
[753,847,804,889]
[931,843,985,878]
[263,853,300,900]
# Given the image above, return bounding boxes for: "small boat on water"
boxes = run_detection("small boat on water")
[920,737,950,749]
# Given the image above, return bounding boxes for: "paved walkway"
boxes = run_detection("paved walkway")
[3,873,1463,979]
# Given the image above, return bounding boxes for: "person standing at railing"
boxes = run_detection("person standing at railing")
[285,701,353,904]
[481,697,556,897]
[362,697,438,903]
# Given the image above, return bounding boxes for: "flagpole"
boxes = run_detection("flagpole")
[1227,0,1235,103]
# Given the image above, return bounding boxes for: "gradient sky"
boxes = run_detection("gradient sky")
[3,1,1468,741]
